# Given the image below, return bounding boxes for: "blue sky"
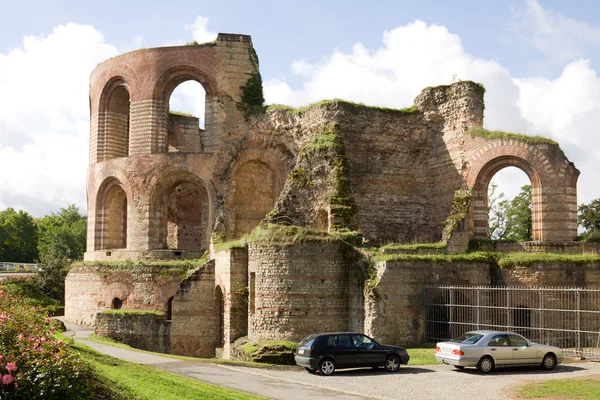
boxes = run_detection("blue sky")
[1,0,600,216]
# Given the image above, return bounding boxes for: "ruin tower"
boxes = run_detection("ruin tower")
[85,33,264,261]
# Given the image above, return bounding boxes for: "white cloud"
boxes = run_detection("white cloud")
[264,18,600,206]
[185,15,217,44]
[0,23,118,216]
[509,0,600,63]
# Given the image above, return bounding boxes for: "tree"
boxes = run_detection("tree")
[488,184,532,241]
[578,199,600,241]
[0,208,38,262]
[37,204,87,261]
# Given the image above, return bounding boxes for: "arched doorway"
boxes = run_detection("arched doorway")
[111,297,123,310]
[232,160,276,238]
[151,173,211,251]
[96,179,128,250]
[470,156,542,240]
[216,286,225,348]
[101,83,131,160]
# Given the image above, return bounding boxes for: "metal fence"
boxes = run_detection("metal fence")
[0,262,39,272]
[424,285,600,360]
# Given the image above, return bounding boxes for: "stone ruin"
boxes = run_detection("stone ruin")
[65,33,588,358]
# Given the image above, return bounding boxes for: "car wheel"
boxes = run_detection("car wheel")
[319,359,335,376]
[453,365,465,370]
[384,355,401,372]
[476,356,494,373]
[541,353,557,370]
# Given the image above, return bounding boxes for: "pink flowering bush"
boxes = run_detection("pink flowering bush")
[0,286,91,399]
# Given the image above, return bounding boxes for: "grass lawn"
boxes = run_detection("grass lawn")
[406,347,438,365]
[71,340,264,400]
[516,377,600,399]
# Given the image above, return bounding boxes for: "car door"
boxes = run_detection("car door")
[486,334,513,365]
[351,334,385,366]
[327,334,358,367]
[508,334,536,365]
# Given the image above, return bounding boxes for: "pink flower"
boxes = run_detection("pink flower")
[57,340,63,345]
[2,374,13,385]
[0,355,3,360]
[5,362,17,372]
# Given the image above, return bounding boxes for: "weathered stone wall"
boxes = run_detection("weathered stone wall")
[366,260,490,346]
[472,241,600,255]
[248,241,349,341]
[497,262,600,287]
[215,248,249,358]
[95,312,170,353]
[64,264,183,325]
[169,261,219,357]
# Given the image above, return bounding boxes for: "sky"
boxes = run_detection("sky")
[1,0,600,217]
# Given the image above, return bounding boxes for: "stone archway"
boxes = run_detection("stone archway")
[95,178,128,250]
[150,172,211,251]
[466,140,579,242]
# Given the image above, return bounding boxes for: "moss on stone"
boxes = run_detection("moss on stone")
[73,255,210,280]
[442,188,472,242]
[466,127,557,145]
[381,242,447,251]
[266,99,420,116]
[169,111,195,117]
[236,46,265,116]
[213,239,247,252]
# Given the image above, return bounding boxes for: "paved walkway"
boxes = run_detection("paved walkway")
[61,319,367,400]
[62,319,600,400]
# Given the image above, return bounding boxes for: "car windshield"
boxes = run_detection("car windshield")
[451,333,484,344]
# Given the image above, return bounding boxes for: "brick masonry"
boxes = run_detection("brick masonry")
[66,32,588,359]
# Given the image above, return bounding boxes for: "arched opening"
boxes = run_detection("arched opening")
[111,297,123,310]
[166,183,205,250]
[167,80,206,153]
[232,160,276,238]
[97,181,128,250]
[470,156,541,241]
[151,173,211,251]
[215,286,225,348]
[103,84,130,160]
[487,167,532,241]
[315,209,329,231]
[167,296,174,320]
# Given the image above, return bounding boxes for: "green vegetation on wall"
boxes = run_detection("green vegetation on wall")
[441,188,472,241]
[466,127,557,145]
[237,47,265,116]
[267,99,420,117]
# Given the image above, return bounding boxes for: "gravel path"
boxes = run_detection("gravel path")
[222,361,600,400]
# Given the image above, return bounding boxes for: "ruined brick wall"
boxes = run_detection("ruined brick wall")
[215,248,248,358]
[247,241,350,341]
[95,313,170,353]
[64,264,183,325]
[169,261,219,358]
[366,260,490,346]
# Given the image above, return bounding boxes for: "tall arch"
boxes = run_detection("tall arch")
[231,160,277,239]
[466,140,578,242]
[153,67,219,154]
[98,78,131,161]
[149,171,212,251]
[95,178,128,250]
[470,156,542,240]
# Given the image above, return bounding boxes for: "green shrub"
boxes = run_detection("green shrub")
[0,285,91,399]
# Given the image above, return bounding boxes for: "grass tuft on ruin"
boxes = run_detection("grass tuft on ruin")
[466,127,557,145]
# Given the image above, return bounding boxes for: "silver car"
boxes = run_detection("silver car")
[435,330,563,373]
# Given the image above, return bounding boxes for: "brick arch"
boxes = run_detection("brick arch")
[223,148,292,239]
[94,177,131,251]
[149,170,214,251]
[96,77,133,161]
[465,141,577,241]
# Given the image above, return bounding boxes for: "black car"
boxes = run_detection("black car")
[294,332,410,375]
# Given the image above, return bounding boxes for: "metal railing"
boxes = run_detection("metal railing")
[424,285,600,359]
[0,262,39,272]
